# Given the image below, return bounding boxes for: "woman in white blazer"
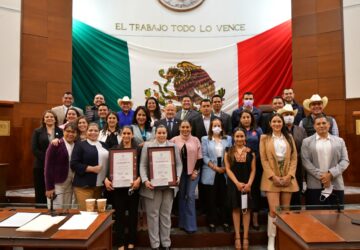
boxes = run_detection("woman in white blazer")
[201,118,232,232]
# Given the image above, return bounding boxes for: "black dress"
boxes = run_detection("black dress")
[227,150,254,209]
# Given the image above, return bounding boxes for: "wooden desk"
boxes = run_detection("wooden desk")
[275,210,360,250]
[0,208,113,250]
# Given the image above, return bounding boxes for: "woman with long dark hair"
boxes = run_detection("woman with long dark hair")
[170,120,202,234]
[237,110,263,230]
[201,118,232,232]
[131,106,154,146]
[225,128,256,250]
[104,126,141,250]
[31,110,63,204]
[99,112,121,149]
[145,97,162,127]
[260,113,298,250]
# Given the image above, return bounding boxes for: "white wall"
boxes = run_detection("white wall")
[0,0,21,102]
[343,0,360,99]
[73,0,291,52]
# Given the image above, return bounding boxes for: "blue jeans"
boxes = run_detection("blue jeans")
[178,171,200,231]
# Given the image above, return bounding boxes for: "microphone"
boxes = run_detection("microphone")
[48,191,74,216]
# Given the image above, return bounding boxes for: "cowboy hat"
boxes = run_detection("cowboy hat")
[117,96,133,107]
[303,94,328,111]
[277,104,298,117]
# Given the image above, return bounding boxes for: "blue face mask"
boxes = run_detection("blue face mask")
[243,99,254,107]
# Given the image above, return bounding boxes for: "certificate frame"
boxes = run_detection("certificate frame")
[148,146,177,187]
[109,148,137,188]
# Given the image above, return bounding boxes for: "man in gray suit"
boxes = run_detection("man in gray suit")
[301,115,349,207]
[211,94,232,135]
[51,91,83,125]
[175,95,200,123]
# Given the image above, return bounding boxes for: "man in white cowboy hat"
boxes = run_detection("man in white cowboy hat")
[117,96,135,128]
[301,115,349,207]
[278,104,307,206]
[299,94,339,137]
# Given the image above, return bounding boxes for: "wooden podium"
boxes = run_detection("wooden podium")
[0,207,113,250]
[275,209,360,250]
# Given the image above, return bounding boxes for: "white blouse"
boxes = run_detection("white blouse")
[272,134,287,161]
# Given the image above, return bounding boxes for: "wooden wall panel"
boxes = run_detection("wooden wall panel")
[292,35,317,58]
[292,57,318,80]
[21,35,47,81]
[317,31,343,56]
[22,0,47,36]
[0,0,72,189]
[20,80,47,103]
[292,0,316,17]
[318,77,344,99]
[292,15,317,36]
[293,79,319,103]
[291,0,360,186]
[316,0,341,12]
[316,10,342,33]
[318,53,344,78]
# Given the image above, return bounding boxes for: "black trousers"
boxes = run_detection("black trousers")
[203,172,230,225]
[306,188,344,210]
[113,188,140,246]
[33,168,47,204]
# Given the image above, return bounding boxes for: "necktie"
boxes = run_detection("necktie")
[167,119,173,131]
[181,110,187,120]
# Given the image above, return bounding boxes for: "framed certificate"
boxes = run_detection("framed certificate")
[110,148,137,188]
[148,146,177,187]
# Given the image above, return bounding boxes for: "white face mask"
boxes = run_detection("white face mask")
[283,115,294,125]
[212,127,222,135]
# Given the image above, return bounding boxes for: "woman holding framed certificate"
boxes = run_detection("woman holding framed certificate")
[104,126,141,250]
[201,118,232,233]
[70,123,109,211]
[170,120,202,234]
[139,125,182,250]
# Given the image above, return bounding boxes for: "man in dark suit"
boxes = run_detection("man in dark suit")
[191,99,214,141]
[175,95,200,123]
[282,88,305,125]
[155,103,181,140]
[211,94,232,135]
[259,96,285,134]
[231,91,262,129]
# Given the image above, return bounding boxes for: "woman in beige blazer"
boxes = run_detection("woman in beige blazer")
[260,113,298,250]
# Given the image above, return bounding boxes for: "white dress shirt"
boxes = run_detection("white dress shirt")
[315,133,332,172]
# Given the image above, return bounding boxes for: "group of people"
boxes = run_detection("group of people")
[31,89,349,250]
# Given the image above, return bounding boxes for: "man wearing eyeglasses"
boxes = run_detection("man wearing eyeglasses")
[301,115,349,207]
